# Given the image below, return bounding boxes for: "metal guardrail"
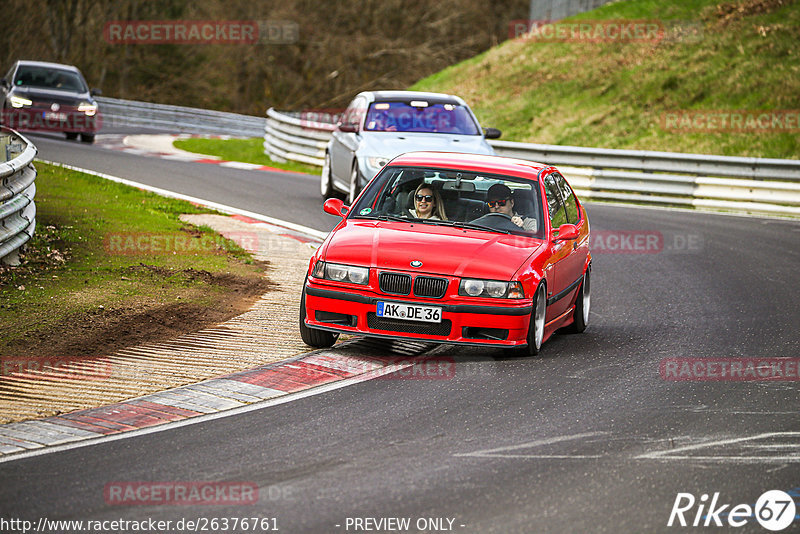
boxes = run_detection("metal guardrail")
[263,108,800,217]
[0,128,37,266]
[96,96,265,137]
[263,108,333,166]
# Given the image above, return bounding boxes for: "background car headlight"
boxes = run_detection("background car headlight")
[367,156,390,169]
[78,102,97,116]
[459,279,524,299]
[9,96,32,108]
[312,261,369,285]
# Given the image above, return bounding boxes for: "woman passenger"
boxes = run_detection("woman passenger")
[409,183,447,220]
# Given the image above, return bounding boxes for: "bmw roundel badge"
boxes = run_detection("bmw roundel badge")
[410,260,422,268]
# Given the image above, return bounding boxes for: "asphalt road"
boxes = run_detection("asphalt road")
[27,130,341,232]
[2,131,798,533]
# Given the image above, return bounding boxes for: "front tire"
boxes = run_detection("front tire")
[526,284,547,356]
[348,163,362,204]
[563,268,590,334]
[65,132,78,140]
[80,133,95,143]
[320,152,338,199]
[299,285,338,348]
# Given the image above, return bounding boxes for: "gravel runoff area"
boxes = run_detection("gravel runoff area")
[0,215,320,424]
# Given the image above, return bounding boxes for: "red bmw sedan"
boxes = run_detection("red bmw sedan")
[300,151,591,356]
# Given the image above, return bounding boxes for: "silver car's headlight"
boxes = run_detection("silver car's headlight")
[459,279,524,299]
[312,261,369,285]
[366,156,390,169]
[9,96,32,108]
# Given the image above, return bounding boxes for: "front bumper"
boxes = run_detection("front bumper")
[304,282,533,347]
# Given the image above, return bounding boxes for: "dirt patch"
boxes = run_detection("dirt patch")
[2,263,274,358]
[709,0,794,25]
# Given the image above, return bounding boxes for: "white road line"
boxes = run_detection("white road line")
[454,431,608,458]
[36,159,329,241]
[636,432,800,460]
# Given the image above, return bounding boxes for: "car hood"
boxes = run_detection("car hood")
[323,221,542,280]
[358,132,494,159]
[11,86,89,105]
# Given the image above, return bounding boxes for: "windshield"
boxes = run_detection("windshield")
[13,66,87,92]
[363,101,480,135]
[350,166,545,239]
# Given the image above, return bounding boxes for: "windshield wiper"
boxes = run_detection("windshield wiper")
[450,221,511,234]
[354,214,411,223]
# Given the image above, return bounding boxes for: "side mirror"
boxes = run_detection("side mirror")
[90,88,102,96]
[323,198,349,218]
[483,127,502,139]
[552,223,578,242]
[337,122,358,133]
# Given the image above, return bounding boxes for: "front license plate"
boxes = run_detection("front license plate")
[376,301,442,323]
[44,112,68,121]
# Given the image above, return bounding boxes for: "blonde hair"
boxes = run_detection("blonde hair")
[414,183,447,220]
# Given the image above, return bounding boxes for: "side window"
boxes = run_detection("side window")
[543,174,567,229]
[342,96,366,129]
[554,173,579,223]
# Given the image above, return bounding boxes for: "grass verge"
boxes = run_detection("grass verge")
[173,137,320,175]
[0,162,272,357]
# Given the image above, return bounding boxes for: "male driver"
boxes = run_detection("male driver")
[486,183,537,231]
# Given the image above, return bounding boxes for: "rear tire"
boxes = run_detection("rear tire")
[299,285,338,348]
[563,268,590,334]
[80,133,95,143]
[65,132,78,140]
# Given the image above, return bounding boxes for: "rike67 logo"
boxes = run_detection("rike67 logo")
[668,490,797,531]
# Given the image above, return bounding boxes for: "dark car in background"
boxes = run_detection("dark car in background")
[0,60,101,143]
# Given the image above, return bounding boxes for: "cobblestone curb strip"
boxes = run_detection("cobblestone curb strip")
[0,343,431,458]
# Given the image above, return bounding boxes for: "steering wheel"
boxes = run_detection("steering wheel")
[471,212,518,231]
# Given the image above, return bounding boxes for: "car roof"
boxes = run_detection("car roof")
[389,151,549,179]
[14,60,82,73]
[358,90,465,105]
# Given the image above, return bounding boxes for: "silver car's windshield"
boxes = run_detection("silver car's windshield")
[363,102,480,135]
[350,166,545,239]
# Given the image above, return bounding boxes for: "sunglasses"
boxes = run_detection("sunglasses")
[487,198,510,208]
[415,194,434,202]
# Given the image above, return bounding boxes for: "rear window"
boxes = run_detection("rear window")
[13,66,86,92]
[363,101,480,135]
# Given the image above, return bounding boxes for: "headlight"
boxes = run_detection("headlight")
[78,102,97,116]
[459,279,524,299]
[9,96,32,108]
[366,156,390,169]
[312,261,369,285]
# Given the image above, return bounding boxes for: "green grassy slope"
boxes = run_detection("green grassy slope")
[411,0,800,158]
